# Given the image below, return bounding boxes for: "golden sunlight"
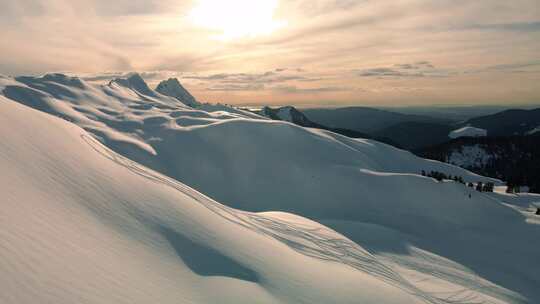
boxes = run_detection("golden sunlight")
[189,0,284,40]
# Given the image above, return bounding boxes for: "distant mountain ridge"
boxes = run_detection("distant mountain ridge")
[301,106,452,133]
[259,106,401,147]
[374,122,454,150]
[465,108,540,136]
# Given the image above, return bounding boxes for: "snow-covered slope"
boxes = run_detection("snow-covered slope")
[196,103,266,120]
[449,126,487,139]
[2,73,540,303]
[1,98,435,304]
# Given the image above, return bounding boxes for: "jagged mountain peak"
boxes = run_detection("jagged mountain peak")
[261,105,311,125]
[155,78,199,107]
[109,72,156,97]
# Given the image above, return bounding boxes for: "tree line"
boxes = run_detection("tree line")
[417,136,540,193]
[421,170,495,192]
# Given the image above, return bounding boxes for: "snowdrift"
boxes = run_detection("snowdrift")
[2,73,540,303]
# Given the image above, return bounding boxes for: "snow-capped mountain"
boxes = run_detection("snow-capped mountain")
[2,73,540,304]
[156,77,200,107]
[260,105,313,125]
[110,72,159,98]
[449,126,487,139]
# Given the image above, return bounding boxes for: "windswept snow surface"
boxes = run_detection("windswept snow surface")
[449,126,487,139]
[2,73,540,303]
[0,98,428,304]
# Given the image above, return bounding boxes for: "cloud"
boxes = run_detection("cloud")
[81,71,173,82]
[358,68,412,77]
[1,0,539,105]
[184,70,317,85]
[273,85,351,94]
[484,60,540,71]
[463,60,540,75]
[357,62,444,78]
[460,21,540,32]
[206,83,265,91]
[393,61,435,70]
[92,0,181,16]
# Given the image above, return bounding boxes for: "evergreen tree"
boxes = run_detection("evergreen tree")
[506,181,515,193]
[476,182,483,192]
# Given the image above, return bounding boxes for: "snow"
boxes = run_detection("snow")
[1,73,540,304]
[196,103,266,120]
[154,77,264,119]
[156,78,200,107]
[449,126,487,139]
[447,144,494,168]
[526,126,540,135]
[0,98,422,304]
[276,106,293,121]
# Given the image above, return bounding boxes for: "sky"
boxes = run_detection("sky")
[1,0,539,106]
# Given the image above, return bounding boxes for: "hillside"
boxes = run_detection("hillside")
[302,106,451,133]
[259,105,400,147]
[374,122,454,150]
[1,97,435,304]
[418,135,540,193]
[465,108,540,136]
[2,73,540,303]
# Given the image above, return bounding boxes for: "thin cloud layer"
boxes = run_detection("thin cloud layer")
[0,0,539,106]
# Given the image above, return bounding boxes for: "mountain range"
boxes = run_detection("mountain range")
[263,104,540,149]
[301,106,450,133]
[259,105,400,146]
[1,72,540,304]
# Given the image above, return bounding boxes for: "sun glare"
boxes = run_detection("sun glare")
[189,0,284,40]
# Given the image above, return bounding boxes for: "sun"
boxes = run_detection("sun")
[189,0,284,40]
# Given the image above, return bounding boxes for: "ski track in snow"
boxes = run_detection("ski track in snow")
[3,74,537,303]
[82,133,484,304]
